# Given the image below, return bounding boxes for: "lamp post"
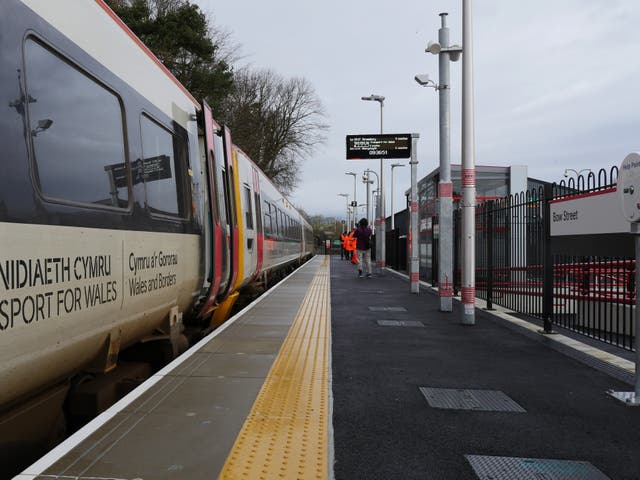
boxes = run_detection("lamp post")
[361,94,386,269]
[418,11,462,313]
[364,169,379,233]
[338,193,349,231]
[345,172,357,228]
[362,172,374,224]
[390,163,405,231]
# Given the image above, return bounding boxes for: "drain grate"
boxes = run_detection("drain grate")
[368,306,407,312]
[465,455,611,480]
[419,388,526,412]
[377,320,424,327]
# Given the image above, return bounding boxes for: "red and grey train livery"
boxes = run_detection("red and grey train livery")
[0,0,314,466]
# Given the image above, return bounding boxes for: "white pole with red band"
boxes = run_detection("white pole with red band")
[410,134,420,294]
[461,0,476,325]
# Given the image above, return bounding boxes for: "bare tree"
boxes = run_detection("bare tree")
[219,68,328,193]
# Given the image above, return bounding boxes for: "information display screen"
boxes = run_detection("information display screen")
[346,134,412,159]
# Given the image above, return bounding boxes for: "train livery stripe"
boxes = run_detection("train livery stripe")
[218,255,331,480]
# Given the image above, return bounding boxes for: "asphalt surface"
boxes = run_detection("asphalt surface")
[330,255,640,480]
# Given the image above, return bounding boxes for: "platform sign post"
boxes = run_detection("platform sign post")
[609,152,640,406]
[409,134,420,294]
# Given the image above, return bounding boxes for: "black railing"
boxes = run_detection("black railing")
[449,166,635,352]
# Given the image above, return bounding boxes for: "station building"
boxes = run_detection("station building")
[398,164,548,283]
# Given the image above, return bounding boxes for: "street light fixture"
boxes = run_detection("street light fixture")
[361,94,386,269]
[390,163,405,231]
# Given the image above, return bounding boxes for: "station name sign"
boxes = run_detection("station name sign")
[346,134,412,160]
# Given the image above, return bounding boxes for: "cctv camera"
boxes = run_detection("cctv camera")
[414,74,431,86]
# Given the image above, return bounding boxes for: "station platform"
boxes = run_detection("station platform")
[16,255,640,479]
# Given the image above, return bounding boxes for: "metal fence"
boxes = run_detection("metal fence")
[453,166,635,352]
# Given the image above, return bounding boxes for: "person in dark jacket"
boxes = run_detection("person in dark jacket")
[353,218,372,278]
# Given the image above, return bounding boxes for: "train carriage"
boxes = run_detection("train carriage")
[0,0,313,472]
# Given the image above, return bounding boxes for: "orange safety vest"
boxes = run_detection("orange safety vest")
[346,231,356,251]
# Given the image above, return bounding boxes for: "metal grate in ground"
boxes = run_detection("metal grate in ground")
[377,320,424,327]
[465,455,611,480]
[368,306,407,312]
[419,388,526,412]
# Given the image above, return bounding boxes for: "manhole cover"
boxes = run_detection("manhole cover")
[377,320,424,327]
[419,388,525,412]
[465,455,610,480]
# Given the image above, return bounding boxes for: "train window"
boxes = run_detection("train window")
[243,186,254,229]
[273,205,279,236]
[24,38,128,208]
[279,210,285,237]
[263,200,272,236]
[140,115,188,217]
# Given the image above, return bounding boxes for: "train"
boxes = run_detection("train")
[0,0,314,471]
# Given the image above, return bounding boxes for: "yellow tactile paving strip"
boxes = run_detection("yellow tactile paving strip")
[218,256,331,480]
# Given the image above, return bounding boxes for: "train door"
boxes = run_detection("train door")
[213,131,231,296]
[240,177,257,279]
[222,126,239,296]
[197,101,223,318]
[252,168,263,279]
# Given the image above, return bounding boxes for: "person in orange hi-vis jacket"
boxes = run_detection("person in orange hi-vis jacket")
[340,231,349,260]
[347,228,358,264]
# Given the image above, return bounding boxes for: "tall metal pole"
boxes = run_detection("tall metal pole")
[346,173,357,228]
[362,95,386,271]
[346,198,350,233]
[365,172,371,223]
[378,101,386,271]
[365,169,379,233]
[339,193,349,233]
[410,134,420,293]
[461,0,477,325]
[438,12,454,312]
[353,177,357,227]
[391,166,395,231]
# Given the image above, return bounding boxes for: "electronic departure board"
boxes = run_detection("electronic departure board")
[346,134,412,159]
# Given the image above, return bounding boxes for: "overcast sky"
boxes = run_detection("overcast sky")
[194,0,640,220]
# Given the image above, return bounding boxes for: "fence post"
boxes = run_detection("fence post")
[486,200,495,310]
[542,183,554,333]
